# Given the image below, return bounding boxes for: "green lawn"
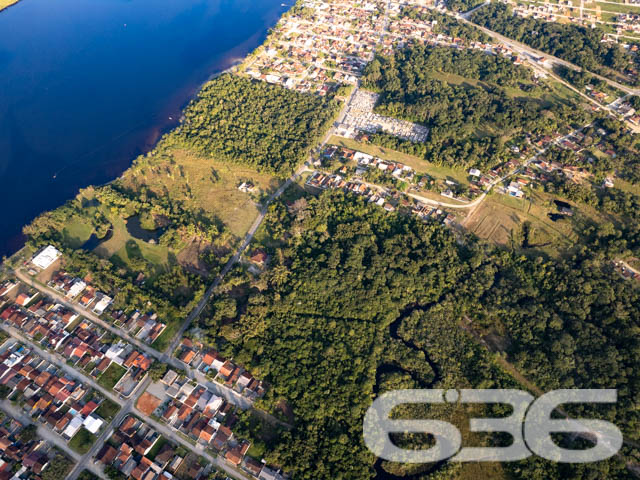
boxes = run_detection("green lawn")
[150,322,179,352]
[69,428,96,454]
[62,219,95,249]
[596,1,640,13]
[95,399,120,421]
[119,150,282,239]
[97,363,127,390]
[93,213,171,274]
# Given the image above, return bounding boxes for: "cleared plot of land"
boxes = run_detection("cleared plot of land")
[95,398,120,421]
[97,363,127,390]
[120,150,282,239]
[466,198,526,245]
[465,189,618,254]
[465,193,575,254]
[69,427,96,454]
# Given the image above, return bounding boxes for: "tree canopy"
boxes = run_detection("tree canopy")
[172,74,340,176]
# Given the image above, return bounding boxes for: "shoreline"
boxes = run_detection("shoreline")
[0,2,290,258]
[91,61,241,193]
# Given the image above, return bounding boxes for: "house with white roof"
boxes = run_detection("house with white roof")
[63,416,83,439]
[83,415,104,434]
[66,280,86,299]
[31,245,61,270]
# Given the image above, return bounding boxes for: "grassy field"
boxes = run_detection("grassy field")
[94,214,171,274]
[613,176,640,196]
[62,220,94,249]
[95,398,120,421]
[120,149,282,239]
[464,188,615,255]
[465,192,575,254]
[595,0,640,14]
[97,363,127,390]
[69,428,96,454]
[328,136,471,186]
[151,321,179,352]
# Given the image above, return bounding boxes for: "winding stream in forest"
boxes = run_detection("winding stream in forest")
[373,304,445,480]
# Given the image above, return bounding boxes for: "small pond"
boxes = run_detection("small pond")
[125,216,166,243]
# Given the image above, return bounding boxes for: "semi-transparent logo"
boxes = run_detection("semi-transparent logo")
[363,389,622,463]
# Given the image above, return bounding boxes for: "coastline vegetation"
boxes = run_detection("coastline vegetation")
[20,73,337,342]
[172,74,340,176]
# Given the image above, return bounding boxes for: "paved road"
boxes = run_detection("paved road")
[350,120,593,222]
[454,7,640,96]
[129,402,253,480]
[0,399,107,480]
[66,377,150,480]
[0,324,124,406]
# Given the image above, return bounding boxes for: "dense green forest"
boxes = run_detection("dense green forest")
[203,191,639,480]
[471,3,640,85]
[172,74,340,175]
[361,45,591,169]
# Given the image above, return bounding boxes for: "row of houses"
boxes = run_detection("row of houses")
[0,343,108,443]
[48,270,112,316]
[150,371,284,480]
[96,415,203,480]
[306,170,458,224]
[0,280,152,398]
[110,309,166,345]
[177,338,265,399]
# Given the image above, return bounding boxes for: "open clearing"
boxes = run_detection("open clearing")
[97,363,127,390]
[120,149,282,239]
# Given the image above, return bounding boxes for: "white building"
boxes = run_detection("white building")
[92,295,112,315]
[63,416,83,439]
[31,245,61,270]
[83,415,104,434]
[66,280,86,299]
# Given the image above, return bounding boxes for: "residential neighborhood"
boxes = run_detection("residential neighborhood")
[0,0,639,479]
[175,339,265,400]
[0,413,75,480]
[0,246,287,480]
[136,371,284,480]
[0,342,115,456]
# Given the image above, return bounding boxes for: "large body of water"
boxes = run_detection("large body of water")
[0,0,287,257]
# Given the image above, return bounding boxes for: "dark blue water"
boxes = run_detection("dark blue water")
[0,0,287,257]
